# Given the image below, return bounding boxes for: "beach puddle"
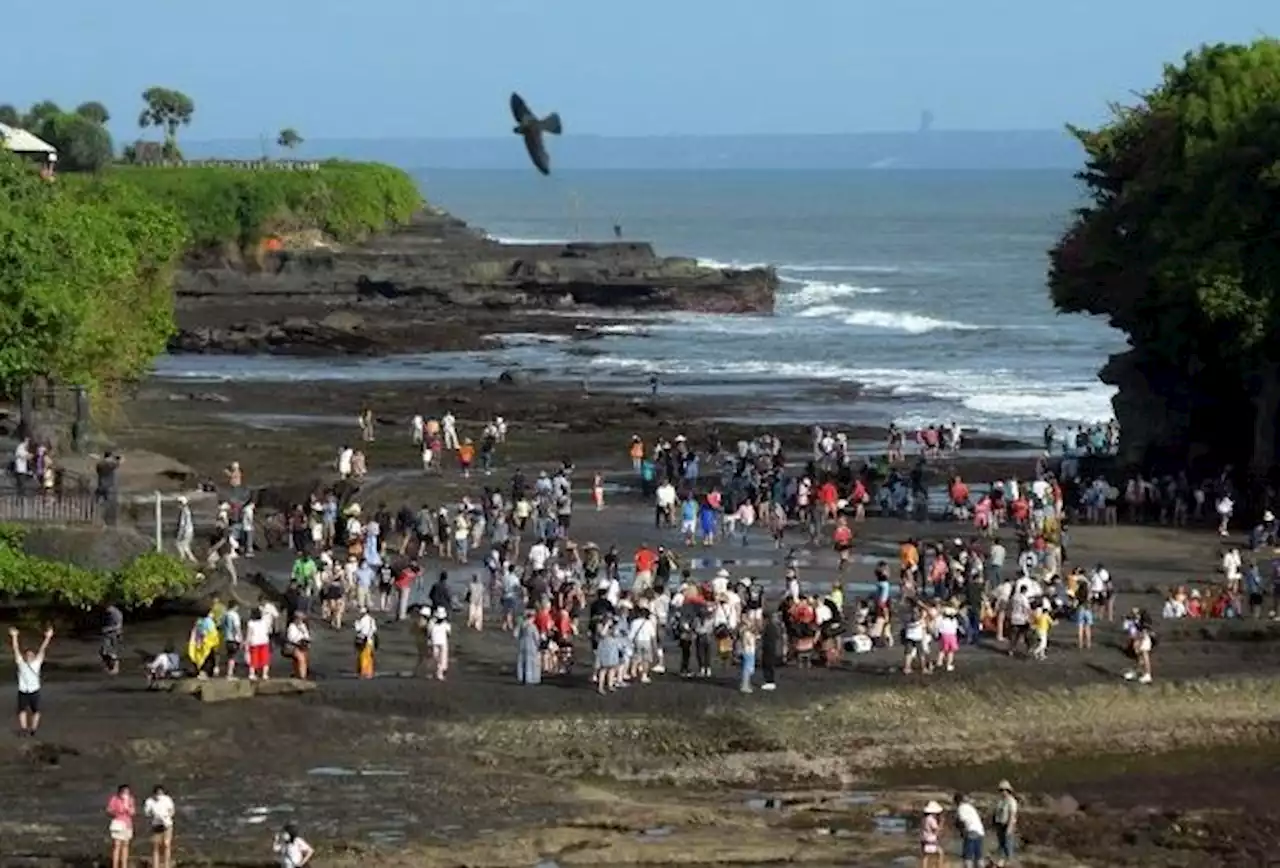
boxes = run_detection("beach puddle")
[307,766,409,777]
[638,825,676,839]
[873,815,908,834]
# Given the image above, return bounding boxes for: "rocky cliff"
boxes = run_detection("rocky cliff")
[172,208,778,355]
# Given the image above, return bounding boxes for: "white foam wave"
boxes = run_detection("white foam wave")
[840,310,978,334]
[796,304,848,319]
[695,257,768,270]
[783,279,887,308]
[594,324,645,335]
[486,233,569,245]
[585,357,1114,426]
[780,264,902,275]
[482,332,571,345]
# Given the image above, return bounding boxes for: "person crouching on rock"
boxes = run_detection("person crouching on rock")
[353,606,377,679]
[285,612,311,679]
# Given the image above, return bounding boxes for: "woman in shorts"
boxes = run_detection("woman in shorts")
[106,783,136,868]
[144,784,176,868]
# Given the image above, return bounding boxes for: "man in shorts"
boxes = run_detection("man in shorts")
[10,625,53,737]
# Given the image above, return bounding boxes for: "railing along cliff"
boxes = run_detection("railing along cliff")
[124,159,322,171]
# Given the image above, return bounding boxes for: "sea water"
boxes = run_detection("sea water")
[156,168,1126,441]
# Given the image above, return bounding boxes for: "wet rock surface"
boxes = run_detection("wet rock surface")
[171,209,778,356]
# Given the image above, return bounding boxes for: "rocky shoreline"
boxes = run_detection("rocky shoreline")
[171,207,778,356]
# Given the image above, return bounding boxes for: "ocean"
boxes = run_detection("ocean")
[157,168,1127,442]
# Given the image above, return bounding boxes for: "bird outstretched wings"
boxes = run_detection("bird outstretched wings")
[511,92,535,127]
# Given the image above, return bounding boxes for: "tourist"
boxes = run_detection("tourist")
[442,410,459,450]
[285,612,312,679]
[144,784,176,868]
[516,609,542,685]
[428,606,452,680]
[395,561,421,622]
[187,609,219,679]
[1123,609,1155,684]
[1031,601,1053,660]
[919,800,944,868]
[467,573,486,630]
[738,610,759,693]
[953,792,986,868]
[902,606,926,675]
[934,605,960,672]
[106,784,136,868]
[146,644,182,688]
[992,780,1019,868]
[245,607,272,681]
[592,471,606,510]
[220,600,243,679]
[760,610,782,691]
[458,437,476,478]
[10,625,52,736]
[273,822,315,867]
[100,603,123,676]
[353,606,377,678]
[174,495,196,563]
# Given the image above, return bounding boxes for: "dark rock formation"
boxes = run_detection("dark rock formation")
[171,208,778,356]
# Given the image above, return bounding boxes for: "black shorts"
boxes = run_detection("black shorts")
[17,690,39,714]
[558,514,571,530]
[224,641,242,658]
[1250,592,1265,607]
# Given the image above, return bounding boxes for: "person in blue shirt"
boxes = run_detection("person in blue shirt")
[680,496,698,546]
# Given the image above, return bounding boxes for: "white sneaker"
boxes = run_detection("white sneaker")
[1122,670,1136,681]
[651,665,666,674]
[1138,673,1152,684]
[761,683,776,691]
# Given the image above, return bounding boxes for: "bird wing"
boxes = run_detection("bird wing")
[510,92,535,126]
[522,129,551,175]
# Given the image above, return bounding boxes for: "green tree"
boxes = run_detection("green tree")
[34,112,114,172]
[137,87,195,155]
[0,152,187,397]
[0,104,19,127]
[276,127,304,151]
[24,100,62,129]
[1049,38,1280,473]
[74,100,111,125]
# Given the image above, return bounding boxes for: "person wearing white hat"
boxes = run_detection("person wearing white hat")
[173,495,196,564]
[920,801,944,867]
[428,607,452,681]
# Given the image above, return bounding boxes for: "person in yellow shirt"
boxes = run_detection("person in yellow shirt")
[1031,605,1052,660]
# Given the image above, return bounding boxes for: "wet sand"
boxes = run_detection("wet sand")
[3,373,1279,866]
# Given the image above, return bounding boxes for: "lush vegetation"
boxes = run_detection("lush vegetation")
[0,524,196,608]
[0,151,188,398]
[85,161,423,250]
[1048,39,1280,472]
[0,99,114,171]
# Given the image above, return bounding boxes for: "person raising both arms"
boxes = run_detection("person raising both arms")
[10,625,53,737]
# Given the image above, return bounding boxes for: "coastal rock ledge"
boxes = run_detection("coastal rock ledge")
[172,208,778,356]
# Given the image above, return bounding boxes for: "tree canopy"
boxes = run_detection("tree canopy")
[0,152,188,397]
[1049,39,1280,472]
[277,127,304,150]
[0,99,115,171]
[138,87,195,156]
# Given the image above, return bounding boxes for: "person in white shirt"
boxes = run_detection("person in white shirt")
[1007,589,1032,656]
[273,823,314,868]
[954,794,986,868]
[442,412,459,450]
[354,607,378,679]
[146,644,182,688]
[655,482,677,527]
[245,610,272,681]
[337,446,354,479]
[428,607,452,681]
[411,414,424,446]
[935,606,961,672]
[1217,494,1234,536]
[10,626,52,736]
[144,784,176,868]
[174,496,196,564]
[527,540,550,574]
[285,612,312,680]
[240,501,256,558]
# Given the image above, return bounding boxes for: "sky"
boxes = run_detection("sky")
[3,0,1277,140]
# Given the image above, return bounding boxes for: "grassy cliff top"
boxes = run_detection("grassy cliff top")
[64,160,424,251]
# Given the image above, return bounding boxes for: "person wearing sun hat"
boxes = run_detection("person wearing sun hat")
[919,800,944,867]
[992,780,1019,867]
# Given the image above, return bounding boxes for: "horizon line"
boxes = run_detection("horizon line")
[181,128,1071,143]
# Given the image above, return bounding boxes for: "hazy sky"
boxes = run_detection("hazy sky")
[4,0,1275,139]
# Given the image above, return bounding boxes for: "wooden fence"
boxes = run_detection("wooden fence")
[0,492,99,524]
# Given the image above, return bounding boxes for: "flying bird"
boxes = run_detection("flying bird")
[510,92,562,175]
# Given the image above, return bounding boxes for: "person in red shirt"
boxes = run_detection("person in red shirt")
[850,478,869,522]
[832,518,854,572]
[394,562,420,622]
[634,545,656,593]
[818,481,838,522]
